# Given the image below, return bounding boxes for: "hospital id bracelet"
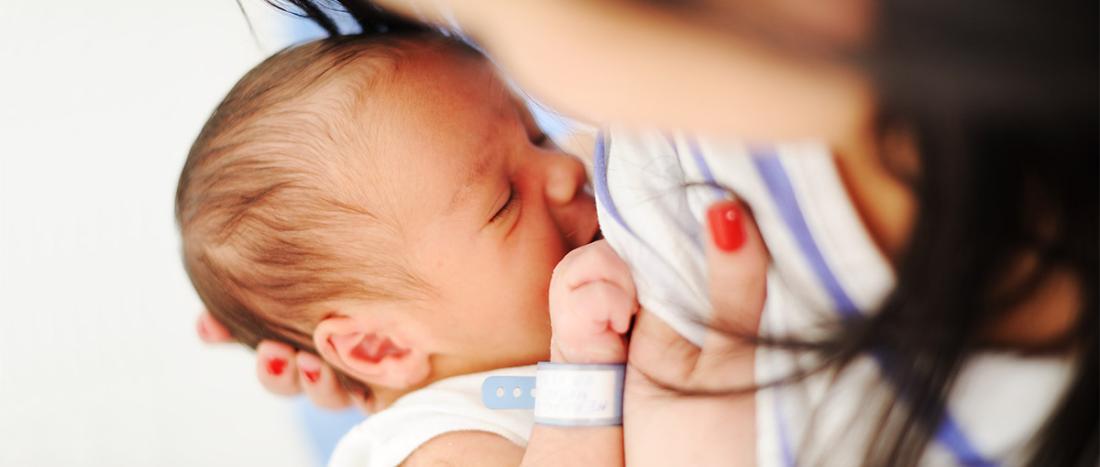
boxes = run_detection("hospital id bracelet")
[480,363,626,426]
[533,362,625,426]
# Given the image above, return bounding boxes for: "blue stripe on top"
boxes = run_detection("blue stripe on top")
[749,151,860,318]
[593,132,636,237]
[684,137,729,199]
[687,142,994,467]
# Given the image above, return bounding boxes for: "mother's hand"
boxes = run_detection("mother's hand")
[196,312,367,412]
[623,200,769,467]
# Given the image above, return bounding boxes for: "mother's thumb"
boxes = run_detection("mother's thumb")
[704,200,768,336]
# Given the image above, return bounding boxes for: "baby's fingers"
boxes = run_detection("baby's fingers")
[568,280,635,335]
[556,239,635,295]
[256,340,301,396]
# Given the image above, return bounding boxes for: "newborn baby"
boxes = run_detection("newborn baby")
[177,34,631,466]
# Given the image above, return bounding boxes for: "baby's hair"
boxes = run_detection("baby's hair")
[176,33,465,396]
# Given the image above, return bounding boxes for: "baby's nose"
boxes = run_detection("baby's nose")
[543,155,587,205]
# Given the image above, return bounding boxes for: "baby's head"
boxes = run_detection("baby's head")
[176,34,598,407]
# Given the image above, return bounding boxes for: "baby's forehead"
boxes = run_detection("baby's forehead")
[320,38,517,144]
[294,40,523,221]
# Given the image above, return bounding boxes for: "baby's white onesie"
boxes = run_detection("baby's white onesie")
[328,366,534,467]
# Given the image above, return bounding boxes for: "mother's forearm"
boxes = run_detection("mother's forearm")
[375,0,869,141]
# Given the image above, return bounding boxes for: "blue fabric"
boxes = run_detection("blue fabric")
[690,146,993,466]
[749,152,861,318]
[684,137,728,199]
[527,102,577,141]
[294,398,367,467]
[593,132,636,237]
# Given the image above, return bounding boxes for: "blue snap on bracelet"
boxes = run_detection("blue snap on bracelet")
[481,375,537,410]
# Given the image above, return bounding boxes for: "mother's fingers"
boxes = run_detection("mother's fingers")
[196,311,233,343]
[256,340,302,396]
[296,352,353,411]
[627,308,703,390]
[256,341,364,412]
[694,200,769,390]
[625,200,769,392]
[704,200,768,337]
[198,312,362,412]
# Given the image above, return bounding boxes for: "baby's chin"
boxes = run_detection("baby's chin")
[589,228,604,244]
[564,222,602,253]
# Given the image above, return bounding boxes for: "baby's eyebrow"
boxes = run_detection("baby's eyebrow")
[447,165,485,212]
[447,129,501,212]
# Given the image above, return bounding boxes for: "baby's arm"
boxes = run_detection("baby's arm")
[404,240,635,467]
[520,239,636,467]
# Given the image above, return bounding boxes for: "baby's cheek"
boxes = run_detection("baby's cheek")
[517,310,553,360]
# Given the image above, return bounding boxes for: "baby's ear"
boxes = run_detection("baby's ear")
[313,314,431,391]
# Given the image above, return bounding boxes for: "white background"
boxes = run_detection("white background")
[0,1,328,465]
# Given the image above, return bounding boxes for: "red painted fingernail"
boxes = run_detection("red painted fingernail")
[707,201,746,252]
[303,370,320,383]
[266,358,287,376]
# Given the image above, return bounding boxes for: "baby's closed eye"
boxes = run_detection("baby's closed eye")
[490,185,518,223]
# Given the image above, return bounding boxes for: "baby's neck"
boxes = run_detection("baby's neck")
[367,385,412,412]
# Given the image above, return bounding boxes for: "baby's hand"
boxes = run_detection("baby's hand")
[548,239,638,364]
